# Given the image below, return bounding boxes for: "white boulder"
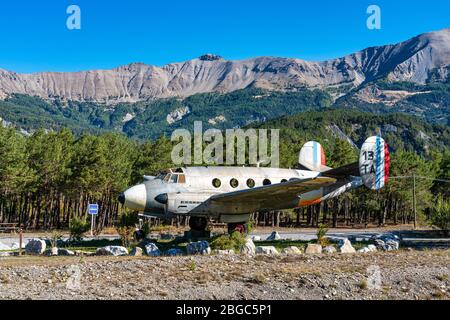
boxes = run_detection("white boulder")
[358,247,371,253]
[57,248,75,256]
[266,231,281,241]
[186,241,211,255]
[129,247,143,256]
[305,244,322,254]
[373,234,400,251]
[145,243,161,256]
[241,237,256,255]
[96,245,128,256]
[10,242,26,250]
[282,246,302,255]
[256,246,279,255]
[385,240,400,251]
[0,242,11,250]
[367,244,377,252]
[339,239,356,253]
[323,245,337,254]
[25,239,47,255]
[51,247,59,256]
[252,236,261,241]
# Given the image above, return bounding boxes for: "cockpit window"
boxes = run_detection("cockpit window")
[155,169,185,184]
[170,174,178,183]
[155,172,166,180]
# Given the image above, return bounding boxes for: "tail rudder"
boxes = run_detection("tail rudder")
[359,136,390,190]
[299,141,331,172]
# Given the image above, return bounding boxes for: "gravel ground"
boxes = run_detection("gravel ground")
[0,249,448,300]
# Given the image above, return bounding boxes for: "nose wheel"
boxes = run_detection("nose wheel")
[189,217,208,232]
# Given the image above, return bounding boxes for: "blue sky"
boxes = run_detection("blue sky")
[0,0,448,73]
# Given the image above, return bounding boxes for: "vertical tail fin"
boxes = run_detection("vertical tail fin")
[359,136,390,190]
[299,141,331,172]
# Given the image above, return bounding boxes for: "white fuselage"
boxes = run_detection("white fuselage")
[180,166,320,194]
[120,166,359,222]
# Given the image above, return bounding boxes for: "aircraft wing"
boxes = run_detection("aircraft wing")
[209,176,337,209]
[322,162,360,178]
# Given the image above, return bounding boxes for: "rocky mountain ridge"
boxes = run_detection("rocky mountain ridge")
[0,28,448,103]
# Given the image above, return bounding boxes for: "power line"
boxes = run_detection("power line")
[389,175,450,183]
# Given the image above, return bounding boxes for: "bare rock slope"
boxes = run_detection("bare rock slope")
[0,28,449,103]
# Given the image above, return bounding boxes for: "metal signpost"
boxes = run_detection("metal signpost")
[88,203,99,236]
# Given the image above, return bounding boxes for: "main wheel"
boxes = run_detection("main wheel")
[133,229,145,241]
[189,217,208,231]
[227,223,248,234]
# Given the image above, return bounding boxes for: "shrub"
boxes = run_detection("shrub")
[188,260,197,271]
[69,216,90,241]
[49,230,63,248]
[116,211,138,247]
[246,221,254,234]
[141,220,151,239]
[429,196,450,236]
[316,223,329,246]
[359,280,368,290]
[210,232,247,251]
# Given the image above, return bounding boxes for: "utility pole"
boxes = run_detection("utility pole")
[412,173,417,229]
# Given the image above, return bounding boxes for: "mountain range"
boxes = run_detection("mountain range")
[0,28,449,104]
[0,28,449,143]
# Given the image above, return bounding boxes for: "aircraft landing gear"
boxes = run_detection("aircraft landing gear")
[228,223,248,234]
[189,217,208,231]
[185,217,210,240]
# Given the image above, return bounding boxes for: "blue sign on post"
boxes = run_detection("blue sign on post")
[88,203,98,215]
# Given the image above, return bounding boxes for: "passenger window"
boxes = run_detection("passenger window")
[170,175,178,183]
[246,178,255,188]
[212,178,221,188]
[155,172,165,180]
[230,178,239,188]
[178,174,186,184]
[163,174,171,182]
[263,179,271,186]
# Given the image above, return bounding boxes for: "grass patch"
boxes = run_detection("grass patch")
[358,280,368,290]
[249,272,267,284]
[61,238,122,252]
[432,290,446,299]
[0,249,19,253]
[436,274,449,281]
[188,260,197,271]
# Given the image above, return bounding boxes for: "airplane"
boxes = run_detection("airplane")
[118,136,390,234]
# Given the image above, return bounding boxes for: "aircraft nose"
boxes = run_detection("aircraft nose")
[120,184,147,211]
[118,192,125,205]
